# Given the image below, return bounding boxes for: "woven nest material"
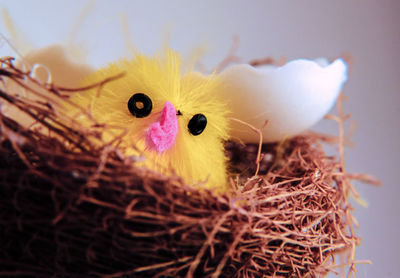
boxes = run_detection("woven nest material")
[0,56,377,278]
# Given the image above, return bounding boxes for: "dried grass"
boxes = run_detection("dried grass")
[0,56,378,277]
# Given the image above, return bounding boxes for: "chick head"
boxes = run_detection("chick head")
[70,49,230,192]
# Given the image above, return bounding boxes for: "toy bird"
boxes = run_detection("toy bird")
[69,49,231,192]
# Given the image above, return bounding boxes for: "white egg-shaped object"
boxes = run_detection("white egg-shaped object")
[16,44,94,87]
[218,58,348,143]
[2,45,94,127]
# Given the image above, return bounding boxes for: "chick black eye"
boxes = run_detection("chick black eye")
[127,93,152,118]
[188,114,207,135]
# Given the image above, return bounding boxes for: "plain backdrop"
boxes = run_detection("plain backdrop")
[0,1,399,277]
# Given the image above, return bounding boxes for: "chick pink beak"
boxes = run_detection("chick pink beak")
[146,101,178,152]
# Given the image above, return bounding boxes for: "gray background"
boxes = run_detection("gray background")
[0,1,398,277]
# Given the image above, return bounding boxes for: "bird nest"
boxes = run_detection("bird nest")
[0,56,375,277]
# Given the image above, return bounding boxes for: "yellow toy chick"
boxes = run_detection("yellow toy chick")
[71,49,230,192]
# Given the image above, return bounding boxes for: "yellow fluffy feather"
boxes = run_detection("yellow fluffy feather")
[69,49,230,192]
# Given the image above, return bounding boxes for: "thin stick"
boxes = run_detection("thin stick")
[229,117,267,176]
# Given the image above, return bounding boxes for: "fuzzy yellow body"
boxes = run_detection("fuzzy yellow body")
[70,50,230,192]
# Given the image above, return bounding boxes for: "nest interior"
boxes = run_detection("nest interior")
[0,56,369,278]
